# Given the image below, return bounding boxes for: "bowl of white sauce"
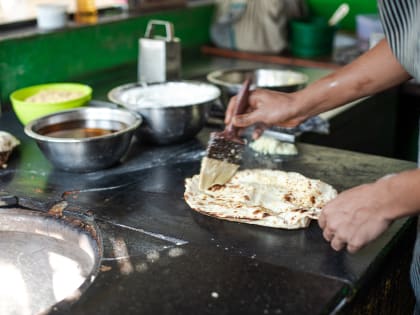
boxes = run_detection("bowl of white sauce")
[108,81,221,144]
[207,68,308,107]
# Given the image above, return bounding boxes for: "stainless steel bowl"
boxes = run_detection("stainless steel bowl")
[108,81,221,145]
[207,68,309,106]
[24,107,142,172]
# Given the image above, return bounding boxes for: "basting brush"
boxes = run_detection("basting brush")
[199,77,251,191]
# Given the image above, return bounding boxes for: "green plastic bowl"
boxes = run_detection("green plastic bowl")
[10,83,92,125]
[290,17,336,58]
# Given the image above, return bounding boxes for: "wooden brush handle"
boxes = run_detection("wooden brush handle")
[224,77,252,138]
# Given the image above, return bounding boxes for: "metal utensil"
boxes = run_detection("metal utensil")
[263,129,296,143]
[207,68,308,107]
[0,207,101,315]
[108,81,221,144]
[24,107,141,172]
[138,20,181,83]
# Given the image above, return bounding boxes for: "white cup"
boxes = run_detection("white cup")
[36,4,68,30]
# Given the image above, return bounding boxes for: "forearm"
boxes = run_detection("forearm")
[294,39,411,119]
[228,39,411,130]
[378,169,420,220]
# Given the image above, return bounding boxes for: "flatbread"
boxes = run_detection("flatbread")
[184,169,337,229]
[0,131,20,168]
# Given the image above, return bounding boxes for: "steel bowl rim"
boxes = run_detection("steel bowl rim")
[24,107,142,143]
[206,68,309,89]
[107,80,221,109]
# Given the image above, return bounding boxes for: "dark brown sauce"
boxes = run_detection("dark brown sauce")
[38,120,126,139]
[44,127,117,138]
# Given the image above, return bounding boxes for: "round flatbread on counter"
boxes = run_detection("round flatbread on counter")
[0,131,20,168]
[184,169,337,229]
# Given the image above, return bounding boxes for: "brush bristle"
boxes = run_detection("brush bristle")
[206,132,244,165]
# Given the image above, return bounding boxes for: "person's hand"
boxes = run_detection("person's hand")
[318,180,396,253]
[224,89,307,139]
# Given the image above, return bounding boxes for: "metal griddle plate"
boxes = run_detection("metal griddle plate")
[0,208,101,315]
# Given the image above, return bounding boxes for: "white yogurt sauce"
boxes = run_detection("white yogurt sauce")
[118,82,220,109]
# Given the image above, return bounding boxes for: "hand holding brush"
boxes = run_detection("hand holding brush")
[198,77,252,190]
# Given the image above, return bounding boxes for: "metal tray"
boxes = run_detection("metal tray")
[0,208,102,315]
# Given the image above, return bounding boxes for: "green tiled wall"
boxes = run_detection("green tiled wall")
[0,4,215,104]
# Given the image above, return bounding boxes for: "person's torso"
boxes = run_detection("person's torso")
[378,0,420,81]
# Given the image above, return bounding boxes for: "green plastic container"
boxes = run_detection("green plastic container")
[10,83,92,125]
[290,17,336,58]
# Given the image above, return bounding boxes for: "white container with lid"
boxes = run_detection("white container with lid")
[36,4,68,30]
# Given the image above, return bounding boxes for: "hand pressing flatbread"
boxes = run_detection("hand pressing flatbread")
[184,169,337,229]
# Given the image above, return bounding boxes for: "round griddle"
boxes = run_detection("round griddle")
[0,208,101,315]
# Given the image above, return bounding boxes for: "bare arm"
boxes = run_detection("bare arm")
[225,39,411,128]
[295,38,411,118]
[224,38,418,254]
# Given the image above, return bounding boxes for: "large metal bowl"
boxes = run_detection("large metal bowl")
[24,107,142,172]
[207,68,309,107]
[108,81,221,145]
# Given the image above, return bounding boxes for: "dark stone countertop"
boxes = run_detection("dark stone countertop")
[0,56,417,314]
[0,106,417,314]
